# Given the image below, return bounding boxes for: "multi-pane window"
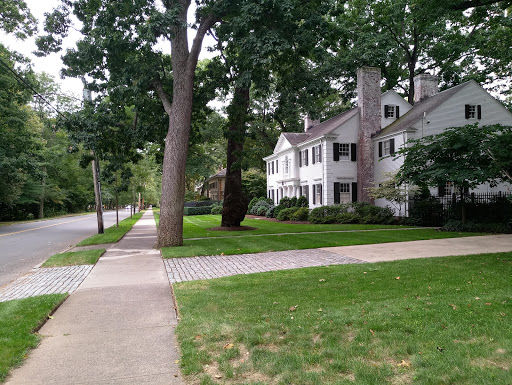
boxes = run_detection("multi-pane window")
[314,145,321,163]
[467,105,476,119]
[339,183,350,204]
[465,104,481,119]
[316,183,322,204]
[378,139,395,158]
[383,140,391,156]
[339,143,350,160]
[301,150,308,167]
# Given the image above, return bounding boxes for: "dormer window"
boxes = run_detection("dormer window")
[465,104,481,119]
[384,105,400,119]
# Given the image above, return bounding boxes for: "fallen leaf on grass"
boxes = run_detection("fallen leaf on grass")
[485,303,492,306]
[224,343,234,350]
[317,308,323,312]
[319,279,326,282]
[397,360,411,367]
[215,375,223,379]
[174,360,180,364]
[449,304,458,310]
[395,277,400,280]
[289,305,298,311]
[369,329,375,336]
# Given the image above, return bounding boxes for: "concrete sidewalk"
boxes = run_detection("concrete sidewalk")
[322,234,512,262]
[6,210,183,385]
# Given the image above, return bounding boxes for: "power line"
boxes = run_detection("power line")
[0,57,68,119]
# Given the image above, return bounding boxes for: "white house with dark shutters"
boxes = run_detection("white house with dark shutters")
[263,67,512,211]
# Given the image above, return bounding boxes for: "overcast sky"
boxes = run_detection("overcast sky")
[0,0,217,98]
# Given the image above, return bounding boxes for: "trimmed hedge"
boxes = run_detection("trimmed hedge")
[277,207,300,221]
[210,203,223,215]
[308,203,394,225]
[183,206,212,215]
[289,207,309,221]
[441,220,512,233]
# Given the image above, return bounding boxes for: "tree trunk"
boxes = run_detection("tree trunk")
[92,156,104,234]
[221,87,251,227]
[39,166,46,219]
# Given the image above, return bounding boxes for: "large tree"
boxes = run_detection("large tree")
[36,0,237,246]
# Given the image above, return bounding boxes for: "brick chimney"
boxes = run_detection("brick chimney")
[304,116,320,132]
[414,74,438,103]
[357,66,381,203]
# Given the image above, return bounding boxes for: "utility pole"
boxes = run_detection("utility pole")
[82,78,104,234]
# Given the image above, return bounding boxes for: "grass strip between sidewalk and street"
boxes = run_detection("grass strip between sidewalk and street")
[0,294,68,382]
[161,228,480,258]
[41,249,106,268]
[174,252,512,385]
[77,212,144,246]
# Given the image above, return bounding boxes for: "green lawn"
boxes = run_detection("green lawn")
[174,252,512,385]
[155,213,410,239]
[41,249,105,267]
[77,212,144,246]
[0,294,67,382]
[161,228,479,258]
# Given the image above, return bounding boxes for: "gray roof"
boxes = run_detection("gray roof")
[282,107,359,146]
[206,168,226,181]
[374,81,471,138]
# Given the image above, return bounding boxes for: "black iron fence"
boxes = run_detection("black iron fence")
[408,191,512,226]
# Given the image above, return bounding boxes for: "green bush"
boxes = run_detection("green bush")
[248,197,260,213]
[250,200,271,215]
[289,196,298,207]
[308,205,348,224]
[297,196,309,208]
[279,196,292,208]
[335,212,359,224]
[273,204,286,219]
[277,207,300,221]
[352,202,394,224]
[265,206,275,218]
[256,206,268,216]
[406,197,444,226]
[441,220,512,233]
[210,203,223,215]
[183,206,212,215]
[289,207,309,221]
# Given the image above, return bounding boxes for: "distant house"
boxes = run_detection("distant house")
[263,67,512,212]
[204,168,226,201]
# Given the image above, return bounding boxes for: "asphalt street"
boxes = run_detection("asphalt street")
[0,210,133,287]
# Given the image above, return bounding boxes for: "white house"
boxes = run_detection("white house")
[263,67,512,211]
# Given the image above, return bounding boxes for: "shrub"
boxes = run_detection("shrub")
[441,220,512,233]
[279,196,292,208]
[289,207,309,221]
[406,197,444,226]
[289,196,298,207]
[183,206,212,215]
[296,196,309,208]
[256,206,268,216]
[248,197,260,213]
[277,207,300,221]
[308,205,348,224]
[273,204,286,219]
[210,203,223,215]
[265,205,275,218]
[250,200,271,215]
[335,212,359,224]
[352,202,394,224]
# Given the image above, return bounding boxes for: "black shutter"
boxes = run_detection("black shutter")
[378,142,383,157]
[268,163,270,175]
[333,143,339,161]
[312,184,316,204]
[299,151,302,167]
[304,185,309,203]
[312,147,316,164]
[334,183,340,204]
[271,162,274,174]
[465,104,470,119]
[396,105,400,118]
[351,182,358,202]
[276,189,279,202]
[351,143,357,162]
[319,145,322,162]
[438,185,445,197]
[477,105,482,119]
[384,105,389,118]
[299,186,302,196]
[276,160,278,173]
[319,184,323,204]
[305,149,309,166]
[272,190,274,202]
[390,138,395,155]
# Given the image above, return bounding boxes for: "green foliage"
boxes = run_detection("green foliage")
[279,197,292,208]
[265,205,275,218]
[309,205,349,224]
[289,207,309,221]
[296,196,309,208]
[335,212,359,224]
[247,197,261,213]
[273,204,286,219]
[276,207,300,221]
[210,203,223,215]
[242,168,267,199]
[183,206,212,216]
[441,220,512,234]
[249,200,271,215]
[0,0,37,39]
[352,202,395,224]
[407,196,445,227]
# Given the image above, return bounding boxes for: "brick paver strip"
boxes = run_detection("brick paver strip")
[0,265,93,302]
[164,249,364,283]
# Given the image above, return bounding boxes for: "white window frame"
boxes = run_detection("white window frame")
[314,145,321,163]
[383,140,391,156]
[301,151,307,167]
[467,105,477,119]
[445,181,455,195]
[339,143,350,160]
[339,183,350,204]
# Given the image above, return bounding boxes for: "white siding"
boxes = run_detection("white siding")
[381,90,412,129]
